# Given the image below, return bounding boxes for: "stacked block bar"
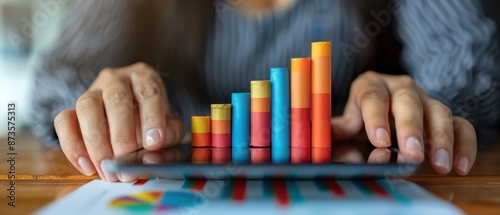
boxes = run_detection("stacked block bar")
[191,116,211,147]
[211,104,232,147]
[251,81,271,147]
[311,42,332,148]
[291,58,311,148]
[232,93,251,147]
[270,68,290,148]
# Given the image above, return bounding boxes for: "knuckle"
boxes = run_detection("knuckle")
[103,88,132,110]
[98,68,116,79]
[111,135,132,148]
[54,110,72,128]
[453,117,475,132]
[84,131,106,150]
[135,79,162,101]
[143,111,163,126]
[76,93,101,114]
[428,100,453,122]
[133,62,152,71]
[398,75,414,86]
[431,129,453,144]
[394,90,421,108]
[359,89,388,105]
[363,70,378,78]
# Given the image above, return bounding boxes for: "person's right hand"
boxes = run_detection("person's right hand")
[54,62,185,182]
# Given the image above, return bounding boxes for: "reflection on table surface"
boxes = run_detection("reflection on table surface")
[122,141,416,165]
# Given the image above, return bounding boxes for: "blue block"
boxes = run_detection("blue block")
[270,68,290,148]
[231,93,251,147]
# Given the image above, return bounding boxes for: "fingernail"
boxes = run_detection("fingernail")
[100,159,118,182]
[165,128,176,146]
[405,137,423,162]
[145,128,162,146]
[434,149,450,170]
[78,157,96,176]
[375,128,390,146]
[119,172,137,182]
[405,137,422,153]
[457,157,469,173]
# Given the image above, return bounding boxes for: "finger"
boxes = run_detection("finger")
[76,91,118,182]
[452,117,477,176]
[114,147,139,182]
[331,97,364,140]
[367,148,391,164]
[102,78,138,156]
[423,99,454,174]
[129,63,170,150]
[165,114,186,146]
[391,88,425,163]
[353,73,392,147]
[54,109,96,176]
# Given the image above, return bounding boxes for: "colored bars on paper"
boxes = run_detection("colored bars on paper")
[290,58,311,148]
[251,81,271,147]
[231,93,251,148]
[311,42,332,148]
[270,68,290,148]
[191,116,211,147]
[211,104,232,147]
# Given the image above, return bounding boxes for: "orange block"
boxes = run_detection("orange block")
[211,120,231,134]
[291,58,311,108]
[311,56,331,94]
[251,98,271,112]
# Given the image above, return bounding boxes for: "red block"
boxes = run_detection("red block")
[251,112,271,147]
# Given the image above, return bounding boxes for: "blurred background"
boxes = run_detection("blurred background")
[0,0,499,139]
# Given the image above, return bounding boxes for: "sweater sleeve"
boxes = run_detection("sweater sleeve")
[395,0,500,130]
[30,0,138,147]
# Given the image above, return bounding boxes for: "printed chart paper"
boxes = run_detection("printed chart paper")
[36,179,464,215]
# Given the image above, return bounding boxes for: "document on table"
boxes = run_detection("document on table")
[36,178,464,215]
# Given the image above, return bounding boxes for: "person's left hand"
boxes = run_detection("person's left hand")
[331,71,476,175]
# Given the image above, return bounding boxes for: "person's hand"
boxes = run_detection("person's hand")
[331,71,477,175]
[54,62,185,182]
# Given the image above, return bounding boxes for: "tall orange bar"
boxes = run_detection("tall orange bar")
[191,116,211,147]
[291,58,311,148]
[211,104,231,147]
[251,81,271,147]
[311,42,332,148]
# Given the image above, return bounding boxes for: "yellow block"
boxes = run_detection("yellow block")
[191,116,211,133]
[211,104,231,120]
[251,80,270,98]
[311,42,331,57]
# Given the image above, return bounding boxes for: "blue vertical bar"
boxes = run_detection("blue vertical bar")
[231,93,251,147]
[270,68,290,148]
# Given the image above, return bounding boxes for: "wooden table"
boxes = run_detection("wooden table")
[1,132,500,214]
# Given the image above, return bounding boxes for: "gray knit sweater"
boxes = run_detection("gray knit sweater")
[31,0,500,147]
